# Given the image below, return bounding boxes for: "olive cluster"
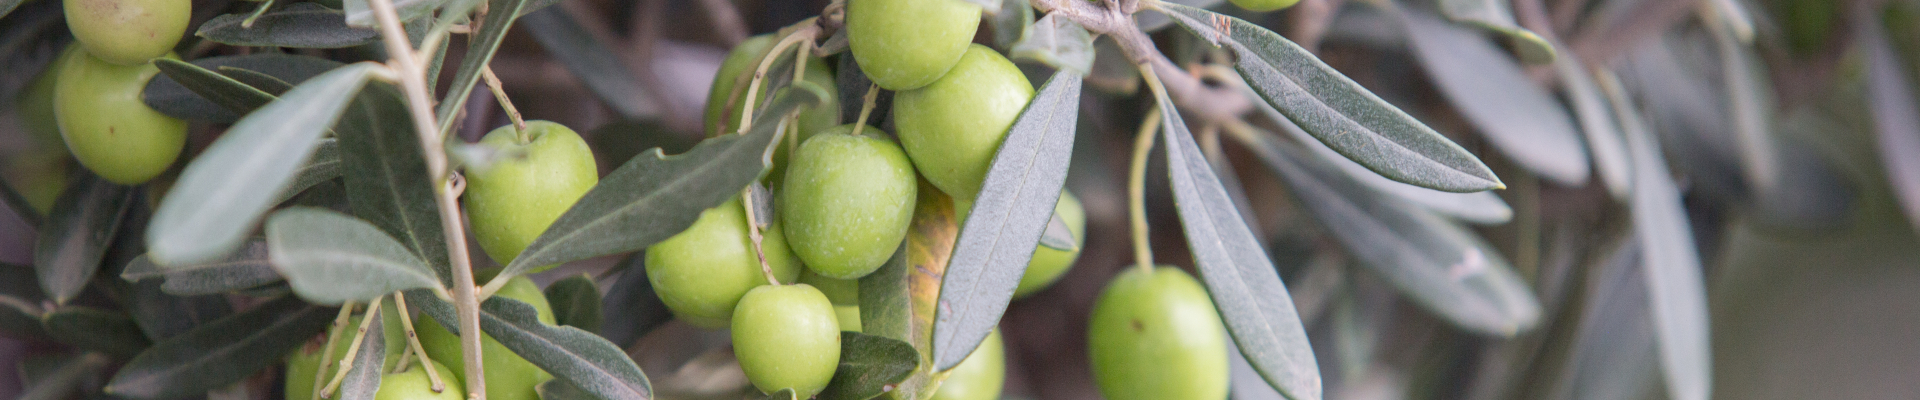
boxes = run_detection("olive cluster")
[45,0,192,185]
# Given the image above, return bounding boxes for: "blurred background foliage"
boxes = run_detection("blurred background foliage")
[2,0,1919,398]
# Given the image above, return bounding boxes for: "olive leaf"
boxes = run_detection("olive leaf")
[817,332,920,400]
[989,0,1034,50]
[433,0,537,135]
[1402,9,1589,185]
[335,314,385,400]
[339,83,451,284]
[596,254,671,345]
[932,71,1081,371]
[1149,85,1321,400]
[35,173,134,304]
[408,292,653,400]
[859,182,958,398]
[152,58,277,116]
[520,7,659,121]
[105,296,336,400]
[501,81,828,276]
[17,352,113,400]
[1859,5,1920,236]
[143,54,345,123]
[545,273,604,332]
[1010,14,1094,75]
[1554,45,1632,200]
[197,3,379,48]
[1547,240,1660,400]
[147,62,380,267]
[1036,212,1077,251]
[265,207,444,304]
[0,263,50,341]
[1157,3,1502,193]
[121,242,282,296]
[272,139,344,207]
[1434,0,1556,63]
[41,306,150,358]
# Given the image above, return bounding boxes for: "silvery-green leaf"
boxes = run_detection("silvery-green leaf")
[1010,14,1095,75]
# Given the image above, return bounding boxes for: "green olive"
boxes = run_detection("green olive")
[892,45,1034,200]
[63,0,190,65]
[373,359,465,400]
[645,197,804,328]
[931,329,1005,400]
[1228,0,1301,11]
[798,268,860,305]
[731,284,841,397]
[846,0,982,90]
[1087,266,1229,400]
[1013,191,1085,298]
[463,121,599,268]
[52,46,185,185]
[284,304,409,400]
[417,276,555,400]
[704,34,839,139]
[779,124,917,279]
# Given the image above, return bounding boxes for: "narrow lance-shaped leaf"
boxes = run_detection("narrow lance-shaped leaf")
[1401,9,1589,185]
[341,0,447,28]
[0,264,50,340]
[596,254,671,345]
[1152,79,1321,399]
[434,0,537,135]
[1037,213,1077,251]
[122,242,282,296]
[197,3,379,48]
[143,54,346,123]
[818,332,920,400]
[859,183,958,398]
[36,173,133,303]
[989,0,1033,50]
[125,278,235,341]
[272,139,344,206]
[1434,0,1555,63]
[1229,128,1541,336]
[1547,240,1660,400]
[105,296,336,400]
[17,353,112,400]
[1708,19,1781,196]
[336,314,385,400]
[41,306,151,358]
[409,292,652,400]
[265,207,444,305]
[152,58,277,116]
[1858,4,1920,236]
[1157,3,1502,193]
[1235,79,1513,224]
[339,83,450,284]
[1010,15,1094,75]
[147,62,381,267]
[502,81,828,275]
[1553,45,1632,200]
[1602,70,1711,400]
[519,7,659,120]
[933,72,1081,371]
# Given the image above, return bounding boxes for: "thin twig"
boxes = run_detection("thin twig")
[742,186,782,286]
[735,24,821,136]
[363,0,490,397]
[851,84,879,136]
[482,66,527,134]
[392,293,447,393]
[320,297,385,399]
[311,305,357,400]
[1129,105,1162,273]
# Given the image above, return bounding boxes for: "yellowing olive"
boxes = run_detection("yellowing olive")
[53,46,185,185]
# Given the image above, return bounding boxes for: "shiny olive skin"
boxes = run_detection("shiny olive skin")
[1087,266,1229,400]
[285,305,409,400]
[645,197,804,328]
[704,34,839,139]
[780,124,917,279]
[464,121,599,268]
[418,276,555,400]
[53,46,185,185]
[931,329,1005,400]
[1013,191,1085,298]
[1228,0,1301,11]
[64,0,189,65]
[846,0,981,90]
[731,284,841,397]
[374,360,465,400]
[893,45,1035,200]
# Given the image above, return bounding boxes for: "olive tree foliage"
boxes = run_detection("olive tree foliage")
[0,0,1913,398]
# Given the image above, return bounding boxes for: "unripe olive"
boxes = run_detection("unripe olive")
[1087,266,1229,400]
[1228,0,1301,12]
[780,124,917,279]
[645,197,804,328]
[464,121,599,268]
[931,329,1005,400]
[704,35,839,139]
[893,45,1034,200]
[417,276,555,400]
[284,306,409,400]
[1013,191,1085,298]
[373,359,465,400]
[64,0,190,65]
[53,46,185,185]
[731,284,841,397]
[846,0,982,90]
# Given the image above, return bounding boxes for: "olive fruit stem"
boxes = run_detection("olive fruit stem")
[241,0,279,28]
[365,0,490,396]
[734,22,820,136]
[851,84,879,137]
[741,186,783,286]
[392,292,449,393]
[311,305,358,400]
[1128,103,1161,274]
[321,297,384,399]
[482,66,528,137]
